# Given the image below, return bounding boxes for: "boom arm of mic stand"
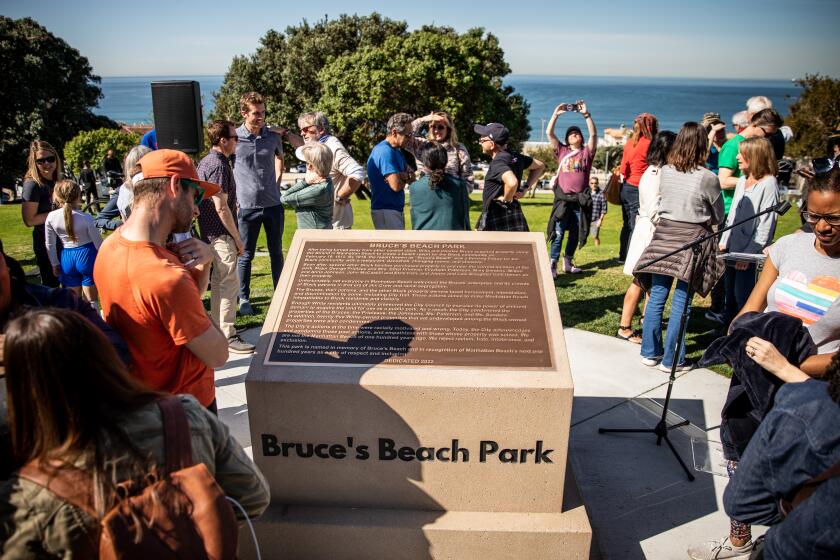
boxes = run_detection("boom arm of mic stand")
[636,201,791,271]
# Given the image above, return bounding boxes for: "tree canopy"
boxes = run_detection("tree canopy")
[63,128,140,174]
[0,17,116,184]
[785,75,840,159]
[210,14,530,162]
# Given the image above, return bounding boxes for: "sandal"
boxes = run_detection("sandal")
[616,326,642,344]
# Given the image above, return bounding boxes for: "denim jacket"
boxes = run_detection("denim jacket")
[723,379,840,559]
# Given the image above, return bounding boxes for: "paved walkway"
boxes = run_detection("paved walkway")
[215,326,761,560]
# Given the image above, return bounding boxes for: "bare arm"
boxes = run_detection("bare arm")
[213,192,244,254]
[718,167,739,190]
[22,201,47,226]
[799,353,836,377]
[525,159,546,190]
[337,178,361,200]
[546,105,564,152]
[275,154,284,187]
[385,173,406,193]
[286,132,304,149]
[499,170,520,202]
[580,100,597,154]
[185,323,229,369]
[733,258,778,323]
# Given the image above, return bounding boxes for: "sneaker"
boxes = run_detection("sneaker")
[227,335,255,354]
[563,256,582,274]
[705,310,725,324]
[239,300,255,316]
[687,536,753,560]
[641,356,662,367]
[658,361,694,373]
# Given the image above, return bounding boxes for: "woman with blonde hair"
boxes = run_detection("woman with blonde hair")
[45,180,103,305]
[719,137,780,323]
[407,111,474,190]
[22,140,63,287]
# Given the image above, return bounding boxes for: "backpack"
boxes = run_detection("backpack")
[18,396,239,559]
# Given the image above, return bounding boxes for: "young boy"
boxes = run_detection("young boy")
[589,177,607,246]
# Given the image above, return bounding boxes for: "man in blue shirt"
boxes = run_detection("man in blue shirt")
[233,92,287,316]
[366,113,416,230]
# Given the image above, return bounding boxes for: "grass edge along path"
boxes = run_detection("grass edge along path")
[0,193,802,376]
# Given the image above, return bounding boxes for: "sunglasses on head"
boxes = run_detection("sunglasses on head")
[35,155,56,165]
[180,178,205,205]
[812,157,840,176]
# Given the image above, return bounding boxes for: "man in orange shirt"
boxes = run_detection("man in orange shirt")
[94,150,229,413]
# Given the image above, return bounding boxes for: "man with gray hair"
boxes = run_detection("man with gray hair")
[366,113,416,229]
[287,111,365,229]
[732,111,749,134]
[744,95,792,159]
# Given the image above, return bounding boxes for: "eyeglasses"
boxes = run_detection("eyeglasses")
[299,125,317,134]
[800,211,840,227]
[180,178,205,205]
[35,155,56,165]
[431,124,448,131]
[812,157,840,175]
[479,137,492,143]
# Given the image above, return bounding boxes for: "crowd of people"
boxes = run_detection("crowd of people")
[1,89,838,558]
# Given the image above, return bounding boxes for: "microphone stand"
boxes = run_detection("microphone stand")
[598,200,791,481]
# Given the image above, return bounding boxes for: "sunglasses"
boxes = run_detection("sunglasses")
[180,178,205,205]
[35,155,56,165]
[223,135,239,141]
[431,124,448,131]
[300,125,317,134]
[812,157,840,175]
[800,211,840,227]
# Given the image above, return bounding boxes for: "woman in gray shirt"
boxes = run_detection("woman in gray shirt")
[719,137,779,322]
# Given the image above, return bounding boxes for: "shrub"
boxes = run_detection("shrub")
[63,128,140,174]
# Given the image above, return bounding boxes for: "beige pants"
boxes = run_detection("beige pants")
[210,235,239,339]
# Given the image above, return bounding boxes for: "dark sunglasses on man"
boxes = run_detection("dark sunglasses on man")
[180,178,206,205]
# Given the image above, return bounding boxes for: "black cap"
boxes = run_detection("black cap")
[474,123,510,146]
[565,125,582,143]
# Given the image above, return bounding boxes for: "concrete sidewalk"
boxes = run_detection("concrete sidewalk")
[214,326,757,559]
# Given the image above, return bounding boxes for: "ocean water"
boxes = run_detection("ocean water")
[95,75,800,141]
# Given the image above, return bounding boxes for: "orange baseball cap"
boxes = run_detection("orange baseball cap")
[135,149,220,199]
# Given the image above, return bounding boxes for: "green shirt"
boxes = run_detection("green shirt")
[280,178,334,229]
[718,134,745,214]
[409,175,471,231]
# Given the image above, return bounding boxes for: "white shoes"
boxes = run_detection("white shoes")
[687,537,754,560]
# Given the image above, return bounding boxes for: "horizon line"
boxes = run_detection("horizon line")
[95,72,803,83]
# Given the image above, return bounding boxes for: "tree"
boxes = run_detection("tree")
[785,74,840,159]
[317,26,530,160]
[210,14,408,130]
[0,17,117,185]
[63,128,141,174]
[211,15,530,162]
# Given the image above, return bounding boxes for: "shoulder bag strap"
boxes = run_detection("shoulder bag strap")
[18,461,97,518]
[158,396,194,473]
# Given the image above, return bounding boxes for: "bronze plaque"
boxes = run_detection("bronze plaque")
[267,240,552,368]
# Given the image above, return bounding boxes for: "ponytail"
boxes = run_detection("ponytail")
[53,180,81,243]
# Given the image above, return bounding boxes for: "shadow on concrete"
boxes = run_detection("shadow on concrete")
[244,319,442,559]
[570,395,719,560]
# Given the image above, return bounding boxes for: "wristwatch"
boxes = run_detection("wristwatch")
[582,112,591,119]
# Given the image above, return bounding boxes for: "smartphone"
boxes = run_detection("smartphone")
[562,103,579,112]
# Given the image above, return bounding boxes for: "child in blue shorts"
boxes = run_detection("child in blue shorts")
[45,180,103,307]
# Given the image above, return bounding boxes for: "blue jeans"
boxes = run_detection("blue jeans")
[550,205,581,260]
[237,204,285,301]
[641,274,691,367]
[724,263,757,322]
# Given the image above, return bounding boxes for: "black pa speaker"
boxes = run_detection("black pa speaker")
[151,80,203,154]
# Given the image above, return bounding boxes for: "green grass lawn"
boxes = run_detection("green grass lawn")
[0,194,801,372]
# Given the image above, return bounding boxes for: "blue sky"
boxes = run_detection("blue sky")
[3,0,838,79]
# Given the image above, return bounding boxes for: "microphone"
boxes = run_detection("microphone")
[775,200,792,215]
